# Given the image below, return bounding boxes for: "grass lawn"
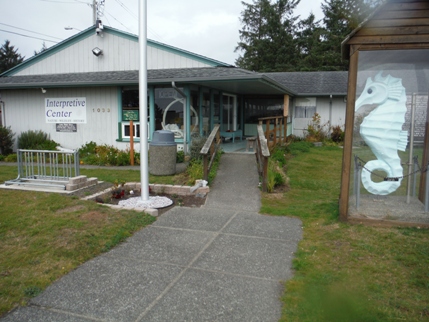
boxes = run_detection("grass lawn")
[0,165,158,317]
[261,146,429,321]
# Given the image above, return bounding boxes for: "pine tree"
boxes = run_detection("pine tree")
[319,0,375,70]
[295,13,324,71]
[34,42,48,56]
[235,0,300,72]
[0,40,25,74]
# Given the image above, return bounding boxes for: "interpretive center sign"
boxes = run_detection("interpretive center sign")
[45,97,87,123]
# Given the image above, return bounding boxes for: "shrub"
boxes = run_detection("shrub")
[0,125,15,155]
[78,141,97,158]
[331,125,345,143]
[4,153,17,162]
[18,130,58,150]
[304,113,329,142]
[189,135,207,161]
[266,157,287,193]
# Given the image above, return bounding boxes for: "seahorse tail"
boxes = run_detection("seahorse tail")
[361,160,402,195]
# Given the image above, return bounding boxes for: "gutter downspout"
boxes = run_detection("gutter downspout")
[0,99,5,127]
[329,94,333,133]
[171,81,187,153]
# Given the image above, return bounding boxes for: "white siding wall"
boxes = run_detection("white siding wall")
[15,32,212,76]
[2,87,129,151]
[292,97,346,137]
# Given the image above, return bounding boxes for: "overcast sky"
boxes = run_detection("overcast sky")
[0,0,324,66]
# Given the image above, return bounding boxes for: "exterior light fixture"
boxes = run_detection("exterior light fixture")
[92,47,103,57]
[41,88,46,94]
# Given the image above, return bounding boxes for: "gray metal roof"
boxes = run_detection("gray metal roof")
[0,67,295,96]
[265,71,348,96]
[0,67,350,96]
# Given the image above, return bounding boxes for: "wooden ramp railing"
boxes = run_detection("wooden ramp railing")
[256,125,270,192]
[200,124,221,181]
[258,115,287,146]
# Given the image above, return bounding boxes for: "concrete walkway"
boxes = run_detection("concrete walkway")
[1,154,302,322]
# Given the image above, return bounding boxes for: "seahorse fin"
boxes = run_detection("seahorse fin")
[397,130,408,151]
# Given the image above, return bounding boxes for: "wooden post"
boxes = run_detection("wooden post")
[129,120,134,166]
[339,48,359,221]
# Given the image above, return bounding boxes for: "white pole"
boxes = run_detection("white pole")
[139,0,149,201]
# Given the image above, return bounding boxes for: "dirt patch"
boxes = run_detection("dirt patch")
[80,211,109,224]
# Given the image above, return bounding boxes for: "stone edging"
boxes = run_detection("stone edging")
[81,182,210,217]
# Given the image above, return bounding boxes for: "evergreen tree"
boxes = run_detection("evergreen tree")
[319,0,376,70]
[295,12,324,71]
[235,0,300,72]
[34,42,48,56]
[0,40,25,74]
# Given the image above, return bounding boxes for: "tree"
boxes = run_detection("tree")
[34,42,48,56]
[235,0,300,72]
[295,12,325,71]
[0,40,25,74]
[319,0,377,70]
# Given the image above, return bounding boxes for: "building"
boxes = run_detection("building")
[0,25,347,152]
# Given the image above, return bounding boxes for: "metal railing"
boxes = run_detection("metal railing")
[255,124,270,192]
[6,149,80,188]
[200,124,221,181]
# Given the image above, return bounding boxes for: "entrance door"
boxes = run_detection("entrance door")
[222,94,237,131]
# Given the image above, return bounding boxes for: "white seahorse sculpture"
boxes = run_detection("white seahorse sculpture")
[355,72,408,195]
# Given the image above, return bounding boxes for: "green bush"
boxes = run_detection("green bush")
[78,141,97,158]
[189,135,207,161]
[4,154,17,162]
[0,126,15,155]
[18,130,58,150]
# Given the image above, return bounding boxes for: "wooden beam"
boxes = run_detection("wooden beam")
[347,34,429,45]
[339,50,359,221]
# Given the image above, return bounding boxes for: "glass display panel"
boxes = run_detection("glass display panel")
[350,49,429,223]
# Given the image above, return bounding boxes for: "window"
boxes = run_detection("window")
[295,98,316,118]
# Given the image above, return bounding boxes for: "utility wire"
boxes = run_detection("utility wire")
[0,29,59,43]
[0,23,63,40]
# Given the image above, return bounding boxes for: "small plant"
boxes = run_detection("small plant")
[0,125,15,155]
[24,286,42,298]
[176,150,185,163]
[304,113,329,142]
[18,130,58,150]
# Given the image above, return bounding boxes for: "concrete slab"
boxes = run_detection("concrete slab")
[223,212,303,242]
[192,234,297,280]
[153,207,236,232]
[106,226,215,266]
[31,256,183,322]
[139,269,284,322]
[0,306,96,322]
[205,154,261,211]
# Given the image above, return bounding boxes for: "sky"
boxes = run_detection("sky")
[0,0,324,66]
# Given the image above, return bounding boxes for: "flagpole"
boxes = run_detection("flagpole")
[139,0,149,201]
